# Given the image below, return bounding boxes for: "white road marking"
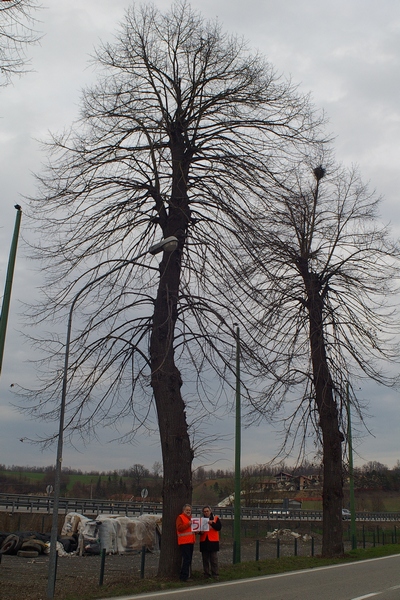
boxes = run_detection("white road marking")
[97,554,400,600]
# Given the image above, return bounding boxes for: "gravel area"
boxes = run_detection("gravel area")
[0,531,325,600]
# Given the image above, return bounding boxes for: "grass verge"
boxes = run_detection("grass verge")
[65,544,400,600]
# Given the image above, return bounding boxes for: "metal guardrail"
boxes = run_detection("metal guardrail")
[0,493,162,516]
[0,493,400,521]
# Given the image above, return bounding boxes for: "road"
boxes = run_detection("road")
[1,493,398,521]
[98,554,400,600]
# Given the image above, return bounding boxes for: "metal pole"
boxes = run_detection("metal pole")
[46,289,75,599]
[140,545,146,578]
[46,239,177,598]
[346,382,357,549]
[0,205,22,376]
[233,324,241,564]
[99,548,106,586]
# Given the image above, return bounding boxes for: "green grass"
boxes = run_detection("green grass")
[62,544,400,600]
[379,498,400,511]
[0,470,138,494]
[0,470,45,482]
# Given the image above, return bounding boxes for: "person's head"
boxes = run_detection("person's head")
[202,505,212,517]
[182,504,192,516]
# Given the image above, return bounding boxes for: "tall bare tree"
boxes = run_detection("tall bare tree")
[23,2,324,574]
[0,0,40,86]
[236,161,400,556]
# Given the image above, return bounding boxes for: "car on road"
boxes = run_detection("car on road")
[342,508,351,520]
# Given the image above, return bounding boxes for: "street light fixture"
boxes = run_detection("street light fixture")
[46,236,178,599]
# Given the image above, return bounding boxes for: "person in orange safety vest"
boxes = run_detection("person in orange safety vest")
[199,505,222,579]
[176,503,195,581]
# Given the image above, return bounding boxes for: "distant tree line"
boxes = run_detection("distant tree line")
[2,460,400,499]
[0,462,162,498]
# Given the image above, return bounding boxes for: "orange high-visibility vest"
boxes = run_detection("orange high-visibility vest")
[176,513,195,545]
[200,516,220,542]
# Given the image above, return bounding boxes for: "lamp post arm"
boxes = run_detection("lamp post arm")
[0,206,22,376]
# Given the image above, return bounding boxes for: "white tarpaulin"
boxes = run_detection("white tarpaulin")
[61,513,162,555]
[61,512,90,537]
[97,514,162,554]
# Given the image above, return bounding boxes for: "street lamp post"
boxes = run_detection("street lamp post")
[233,323,241,564]
[346,382,357,549]
[46,237,178,599]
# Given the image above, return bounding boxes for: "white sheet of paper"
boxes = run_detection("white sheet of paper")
[191,517,210,532]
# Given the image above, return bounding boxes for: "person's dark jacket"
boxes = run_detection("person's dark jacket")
[199,512,221,553]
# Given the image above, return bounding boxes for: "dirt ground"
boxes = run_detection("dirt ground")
[0,533,324,600]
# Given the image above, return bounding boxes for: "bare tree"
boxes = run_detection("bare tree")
[236,161,400,556]
[0,0,41,86]
[130,463,149,487]
[152,461,162,478]
[23,1,324,574]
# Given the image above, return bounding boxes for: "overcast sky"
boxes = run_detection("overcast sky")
[0,0,400,477]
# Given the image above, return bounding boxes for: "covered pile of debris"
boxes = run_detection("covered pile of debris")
[0,530,78,558]
[0,512,162,558]
[266,528,313,542]
[75,513,162,555]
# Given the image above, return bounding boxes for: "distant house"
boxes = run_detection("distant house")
[274,472,293,482]
[298,474,320,490]
[258,472,321,492]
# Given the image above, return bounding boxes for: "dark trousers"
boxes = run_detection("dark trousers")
[201,550,219,576]
[179,543,194,581]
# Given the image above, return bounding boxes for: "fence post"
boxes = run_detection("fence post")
[140,545,146,579]
[294,537,298,556]
[311,537,314,557]
[255,539,259,561]
[276,538,280,559]
[99,549,106,586]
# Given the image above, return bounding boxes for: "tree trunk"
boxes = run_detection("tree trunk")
[150,240,193,577]
[150,132,193,576]
[306,272,344,557]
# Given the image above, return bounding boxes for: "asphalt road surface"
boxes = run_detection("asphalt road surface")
[99,554,400,600]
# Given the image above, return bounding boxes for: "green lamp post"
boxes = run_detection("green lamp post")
[233,323,241,564]
[0,205,22,376]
